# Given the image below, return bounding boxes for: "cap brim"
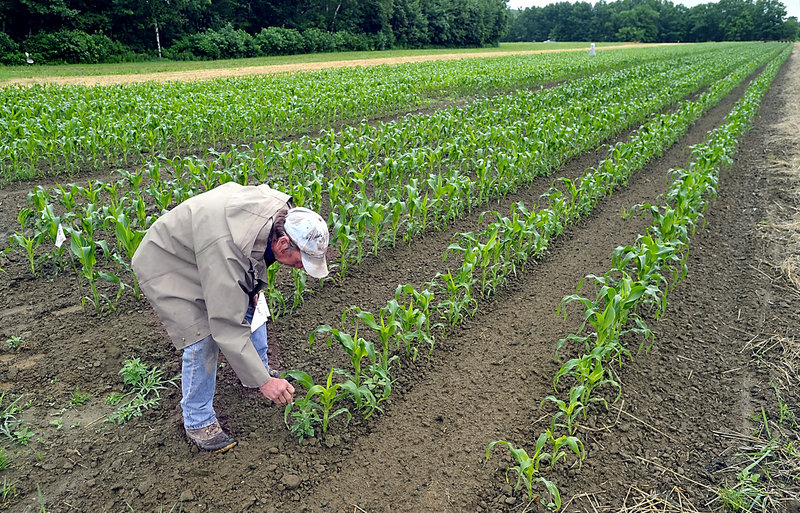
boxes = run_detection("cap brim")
[300,251,329,279]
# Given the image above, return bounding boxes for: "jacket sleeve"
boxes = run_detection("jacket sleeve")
[196,236,270,388]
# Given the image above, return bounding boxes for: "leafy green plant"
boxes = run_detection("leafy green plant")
[9,231,43,278]
[6,336,22,350]
[485,440,561,508]
[13,427,34,445]
[310,325,375,389]
[107,359,178,424]
[69,386,91,407]
[0,392,31,445]
[105,392,125,406]
[542,385,587,436]
[290,268,309,313]
[264,262,285,319]
[0,450,10,472]
[283,369,351,442]
[537,430,586,471]
[346,305,399,370]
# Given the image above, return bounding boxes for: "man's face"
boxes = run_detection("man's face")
[274,235,304,270]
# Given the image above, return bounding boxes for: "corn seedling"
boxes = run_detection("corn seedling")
[290,268,308,313]
[485,440,561,509]
[9,231,43,278]
[346,305,400,370]
[68,229,106,313]
[383,298,423,360]
[310,325,375,389]
[554,345,622,409]
[433,265,477,327]
[0,450,10,472]
[283,369,351,441]
[537,429,586,471]
[543,385,587,436]
[395,284,438,349]
[330,206,357,276]
[264,262,285,319]
[358,363,391,412]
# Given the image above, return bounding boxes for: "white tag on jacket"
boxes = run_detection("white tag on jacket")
[250,292,270,332]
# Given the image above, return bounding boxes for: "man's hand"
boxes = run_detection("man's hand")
[259,378,295,406]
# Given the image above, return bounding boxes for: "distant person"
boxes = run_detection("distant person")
[589,43,596,57]
[131,182,330,453]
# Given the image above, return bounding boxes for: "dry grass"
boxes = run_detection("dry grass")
[619,486,707,512]
[761,44,800,292]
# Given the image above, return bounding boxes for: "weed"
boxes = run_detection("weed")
[105,392,125,406]
[107,359,178,424]
[37,484,46,512]
[771,381,797,428]
[0,448,10,471]
[5,336,22,350]
[119,358,148,385]
[13,427,34,445]
[0,478,17,507]
[0,392,31,445]
[714,405,791,512]
[69,386,91,407]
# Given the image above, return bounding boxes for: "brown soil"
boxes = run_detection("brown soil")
[3,43,675,87]
[0,45,798,513]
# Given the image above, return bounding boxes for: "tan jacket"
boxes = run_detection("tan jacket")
[131,182,291,387]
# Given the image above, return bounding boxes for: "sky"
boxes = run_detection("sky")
[506,0,800,20]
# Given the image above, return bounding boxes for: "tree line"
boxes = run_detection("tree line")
[0,0,797,65]
[505,0,799,43]
[0,0,507,64]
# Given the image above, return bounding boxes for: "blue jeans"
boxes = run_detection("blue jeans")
[180,317,268,430]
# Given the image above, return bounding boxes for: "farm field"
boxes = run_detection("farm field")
[0,42,642,86]
[0,43,799,512]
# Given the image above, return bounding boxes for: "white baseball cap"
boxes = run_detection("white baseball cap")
[284,207,330,279]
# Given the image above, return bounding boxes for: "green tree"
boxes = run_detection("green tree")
[112,0,189,56]
[613,1,660,42]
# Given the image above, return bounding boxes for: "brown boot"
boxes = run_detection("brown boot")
[185,421,237,453]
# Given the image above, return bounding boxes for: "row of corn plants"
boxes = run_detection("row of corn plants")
[484,44,791,509]
[278,42,790,477]
[5,44,784,316]
[0,44,726,182]
[140,43,781,281]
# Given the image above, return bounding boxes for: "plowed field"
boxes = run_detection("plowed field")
[0,46,798,513]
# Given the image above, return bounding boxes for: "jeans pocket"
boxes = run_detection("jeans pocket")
[243,305,255,325]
